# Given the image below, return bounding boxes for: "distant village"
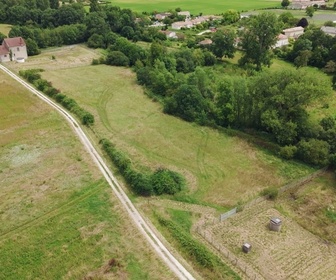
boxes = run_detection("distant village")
[150,9,336,49]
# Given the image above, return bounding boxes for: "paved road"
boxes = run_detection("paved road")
[0,64,195,280]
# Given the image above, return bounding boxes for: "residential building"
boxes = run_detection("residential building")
[155,13,171,21]
[274,34,289,48]
[321,26,336,37]
[283,26,304,38]
[0,37,28,62]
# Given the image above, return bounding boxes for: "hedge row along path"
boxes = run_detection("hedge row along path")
[0,64,195,280]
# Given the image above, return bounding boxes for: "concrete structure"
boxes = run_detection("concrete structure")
[269,217,282,232]
[0,37,28,62]
[242,243,252,253]
[283,26,304,38]
[321,26,336,37]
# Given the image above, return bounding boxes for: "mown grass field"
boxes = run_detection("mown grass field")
[108,0,281,14]
[0,24,11,36]
[9,45,315,209]
[0,70,176,279]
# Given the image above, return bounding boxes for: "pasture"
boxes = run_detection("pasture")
[0,70,176,279]
[10,45,316,209]
[108,0,281,15]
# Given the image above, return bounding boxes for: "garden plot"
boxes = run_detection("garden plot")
[209,200,336,280]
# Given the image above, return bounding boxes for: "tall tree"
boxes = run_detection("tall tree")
[89,0,100,12]
[211,29,236,59]
[49,0,59,9]
[239,12,282,70]
[305,6,315,18]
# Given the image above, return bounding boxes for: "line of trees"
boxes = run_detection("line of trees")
[100,139,186,196]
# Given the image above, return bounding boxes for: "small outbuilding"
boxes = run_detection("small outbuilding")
[269,217,282,232]
[242,243,252,253]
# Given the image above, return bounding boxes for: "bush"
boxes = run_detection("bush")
[151,168,185,195]
[297,139,330,166]
[261,187,279,200]
[105,51,130,66]
[279,145,297,160]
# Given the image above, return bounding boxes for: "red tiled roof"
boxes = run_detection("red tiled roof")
[4,37,26,48]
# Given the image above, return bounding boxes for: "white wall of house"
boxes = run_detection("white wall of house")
[0,54,10,62]
[9,45,28,60]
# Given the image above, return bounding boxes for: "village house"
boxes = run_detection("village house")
[289,0,326,9]
[155,12,171,21]
[320,26,336,37]
[177,11,191,19]
[0,37,28,62]
[274,34,289,48]
[198,39,212,46]
[159,30,177,39]
[282,26,304,38]
[171,21,193,30]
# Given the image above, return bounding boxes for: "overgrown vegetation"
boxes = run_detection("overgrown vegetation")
[156,213,240,279]
[19,69,94,126]
[100,138,186,196]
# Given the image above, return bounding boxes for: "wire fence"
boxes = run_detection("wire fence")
[195,226,263,280]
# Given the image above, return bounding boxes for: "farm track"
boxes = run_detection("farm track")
[0,182,103,240]
[0,64,195,280]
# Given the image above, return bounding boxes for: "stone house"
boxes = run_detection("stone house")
[0,37,28,62]
[283,26,304,38]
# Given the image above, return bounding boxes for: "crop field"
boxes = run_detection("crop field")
[0,70,176,279]
[207,190,336,280]
[7,45,316,209]
[108,0,281,15]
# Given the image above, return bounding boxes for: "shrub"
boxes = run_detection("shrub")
[297,139,330,166]
[151,168,185,195]
[105,51,130,66]
[279,145,297,160]
[261,187,279,200]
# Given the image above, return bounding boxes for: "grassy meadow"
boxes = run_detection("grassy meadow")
[108,0,281,14]
[10,45,315,209]
[0,70,176,279]
[0,24,12,36]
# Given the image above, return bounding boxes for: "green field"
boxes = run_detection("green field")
[109,0,281,14]
[0,24,11,36]
[11,45,314,209]
[0,70,175,279]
